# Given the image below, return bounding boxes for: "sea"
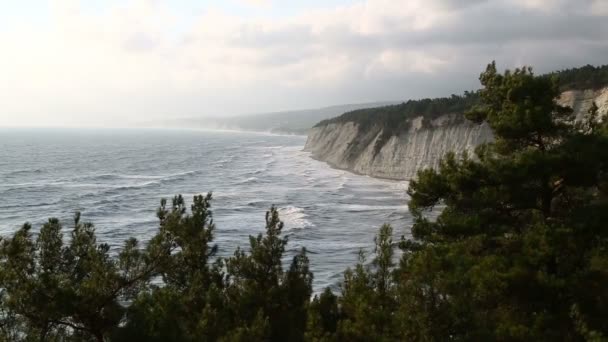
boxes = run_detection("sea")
[0,128,411,292]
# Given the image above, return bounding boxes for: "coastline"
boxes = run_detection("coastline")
[304,149,410,182]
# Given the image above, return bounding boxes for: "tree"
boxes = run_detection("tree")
[114,193,226,342]
[306,288,340,342]
[310,224,398,341]
[0,214,155,341]
[224,206,313,342]
[115,198,313,342]
[403,62,608,340]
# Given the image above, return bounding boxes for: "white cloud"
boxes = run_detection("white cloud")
[239,0,273,8]
[367,49,449,76]
[591,0,608,15]
[0,0,606,127]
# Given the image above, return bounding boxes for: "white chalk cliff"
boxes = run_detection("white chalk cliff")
[304,87,608,180]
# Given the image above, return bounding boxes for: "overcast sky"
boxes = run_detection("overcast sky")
[0,0,607,127]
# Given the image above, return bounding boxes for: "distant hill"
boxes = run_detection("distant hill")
[171,102,399,135]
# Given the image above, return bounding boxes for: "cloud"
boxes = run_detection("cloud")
[591,0,608,15]
[239,0,272,8]
[0,0,606,127]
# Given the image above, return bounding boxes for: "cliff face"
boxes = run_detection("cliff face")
[558,87,608,120]
[305,87,608,180]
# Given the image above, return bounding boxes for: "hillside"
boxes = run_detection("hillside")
[305,64,608,180]
[176,102,398,135]
[316,65,608,142]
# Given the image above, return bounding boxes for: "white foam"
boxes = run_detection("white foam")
[335,177,347,191]
[278,206,314,229]
[235,177,258,185]
[339,204,408,212]
[92,173,164,180]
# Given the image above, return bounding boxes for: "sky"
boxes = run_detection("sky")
[0,0,607,127]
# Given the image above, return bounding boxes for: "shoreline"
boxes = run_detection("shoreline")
[303,149,410,183]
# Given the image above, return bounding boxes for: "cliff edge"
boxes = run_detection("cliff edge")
[305,87,608,180]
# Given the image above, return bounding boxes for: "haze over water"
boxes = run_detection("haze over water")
[0,128,411,291]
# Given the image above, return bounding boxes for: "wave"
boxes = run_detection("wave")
[335,177,348,191]
[247,169,266,176]
[360,195,403,201]
[1,200,63,210]
[4,169,44,177]
[0,180,161,190]
[108,181,161,191]
[76,170,201,182]
[244,158,277,176]
[0,181,61,188]
[235,177,258,185]
[213,156,236,168]
[295,169,313,177]
[86,174,164,181]
[0,182,103,192]
[246,199,268,207]
[338,204,408,212]
[278,206,314,229]
[162,170,202,181]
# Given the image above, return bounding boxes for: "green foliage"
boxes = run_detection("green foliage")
[1,62,607,341]
[545,64,608,91]
[112,200,314,342]
[305,224,400,342]
[223,206,313,342]
[334,224,399,341]
[315,92,480,130]
[404,62,608,340]
[0,214,155,341]
[306,288,339,341]
[114,193,225,341]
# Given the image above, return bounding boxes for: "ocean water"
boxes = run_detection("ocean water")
[0,128,411,291]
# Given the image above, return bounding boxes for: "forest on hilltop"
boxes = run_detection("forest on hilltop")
[315,64,608,131]
[546,64,608,91]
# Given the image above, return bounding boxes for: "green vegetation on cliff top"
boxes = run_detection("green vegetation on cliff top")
[314,64,608,130]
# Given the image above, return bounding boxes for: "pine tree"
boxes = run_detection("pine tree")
[403,62,608,340]
[0,214,155,341]
[225,206,313,341]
